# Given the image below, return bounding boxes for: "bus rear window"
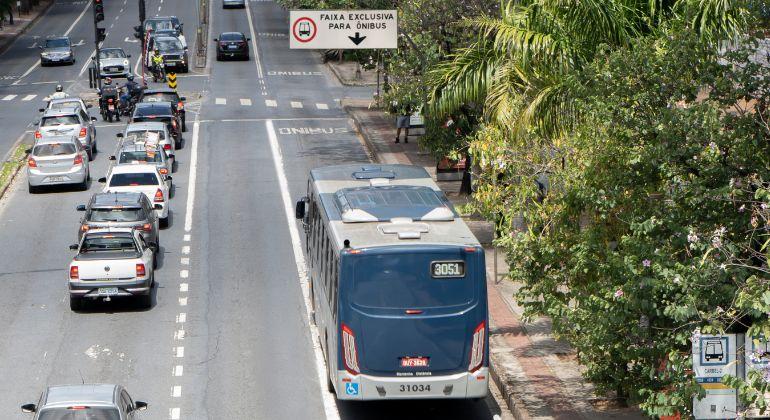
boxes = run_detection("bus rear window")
[351,254,474,309]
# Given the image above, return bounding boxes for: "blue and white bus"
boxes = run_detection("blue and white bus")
[295,164,489,400]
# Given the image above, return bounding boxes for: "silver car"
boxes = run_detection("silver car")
[99,47,132,78]
[22,384,148,419]
[120,122,174,168]
[27,135,89,193]
[36,106,98,160]
[40,96,94,114]
[111,138,174,183]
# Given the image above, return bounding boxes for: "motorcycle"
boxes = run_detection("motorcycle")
[151,64,165,83]
[120,86,144,117]
[100,96,120,123]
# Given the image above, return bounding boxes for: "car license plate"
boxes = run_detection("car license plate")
[108,105,115,110]
[47,176,66,182]
[400,357,429,368]
[228,45,238,49]
[397,384,432,393]
[51,58,61,61]
[98,287,119,296]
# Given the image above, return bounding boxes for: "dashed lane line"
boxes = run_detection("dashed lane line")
[316,103,328,110]
[290,101,303,109]
[2,94,17,101]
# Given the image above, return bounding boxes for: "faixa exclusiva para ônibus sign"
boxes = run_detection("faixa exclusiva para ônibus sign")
[320,12,395,30]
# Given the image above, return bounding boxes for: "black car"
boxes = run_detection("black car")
[214,32,250,61]
[147,35,189,72]
[131,102,182,148]
[77,191,161,247]
[139,88,187,131]
[40,36,75,66]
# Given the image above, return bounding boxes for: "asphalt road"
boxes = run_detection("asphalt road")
[0,0,509,419]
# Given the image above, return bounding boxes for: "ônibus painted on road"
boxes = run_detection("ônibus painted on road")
[295,164,489,400]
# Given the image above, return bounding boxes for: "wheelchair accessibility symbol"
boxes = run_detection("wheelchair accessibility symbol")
[345,382,359,396]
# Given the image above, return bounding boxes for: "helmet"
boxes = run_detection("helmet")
[104,77,112,85]
[154,48,160,53]
[127,75,135,81]
[55,84,63,92]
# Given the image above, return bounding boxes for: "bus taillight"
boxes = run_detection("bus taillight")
[468,321,485,372]
[342,324,360,375]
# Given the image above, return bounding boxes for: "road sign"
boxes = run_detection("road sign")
[692,334,738,419]
[289,10,397,50]
[167,73,177,90]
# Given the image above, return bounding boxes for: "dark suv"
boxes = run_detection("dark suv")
[139,88,187,131]
[40,36,75,66]
[131,102,182,148]
[76,192,161,247]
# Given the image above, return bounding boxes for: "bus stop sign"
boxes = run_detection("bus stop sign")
[289,10,397,50]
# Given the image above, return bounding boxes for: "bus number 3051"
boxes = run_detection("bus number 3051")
[400,384,431,393]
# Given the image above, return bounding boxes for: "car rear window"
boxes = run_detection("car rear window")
[119,151,161,164]
[81,235,137,252]
[126,130,166,141]
[89,207,146,222]
[109,173,159,187]
[134,106,172,117]
[143,93,177,103]
[220,33,244,41]
[42,115,79,126]
[49,101,81,111]
[33,143,77,156]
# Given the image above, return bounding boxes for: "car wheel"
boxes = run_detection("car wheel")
[107,113,113,123]
[160,216,169,228]
[79,178,88,191]
[137,292,152,309]
[152,254,158,269]
[91,141,97,155]
[28,184,38,194]
[69,296,83,311]
[175,139,181,150]
[216,54,222,61]
[87,149,94,161]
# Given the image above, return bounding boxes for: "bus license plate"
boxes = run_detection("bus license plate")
[401,357,429,367]
[398,384,431,394]
[98,287,118,296]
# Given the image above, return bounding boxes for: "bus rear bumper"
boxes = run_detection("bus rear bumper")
[335,368,489,400]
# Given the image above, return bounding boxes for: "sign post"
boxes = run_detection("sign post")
[692,333,739,419]
[289,10,397,50]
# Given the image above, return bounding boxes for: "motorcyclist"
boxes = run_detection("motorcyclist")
[99,77,120,121]
[150,48,165,80]
[119,75,142,110]
[49,84,69,100]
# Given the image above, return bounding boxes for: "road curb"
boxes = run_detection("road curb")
[0,141,30,201]
[0,0,55,57]
[343,103,380,164]
[326,61,376,87]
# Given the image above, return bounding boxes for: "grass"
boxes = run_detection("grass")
[0,144,29,196]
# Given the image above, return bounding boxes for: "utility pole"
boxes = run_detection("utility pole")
[138,0,146,84]
[93,0,105,90]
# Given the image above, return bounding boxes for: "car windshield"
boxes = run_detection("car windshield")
[33,143,77,156]
[41,116,79,126]
[220,33,244,41]
[126,130,166,141]
[45,39,69,48]
[49,101,81,111]
[119,151,162,164]
[146,20,175,31]
[99,49,126,59]
[89,207,146,222]
[80,235,137,252]
[109,173,159,187]
[38,407,121,420]
[143,93,177,103]
[155,38,183,52]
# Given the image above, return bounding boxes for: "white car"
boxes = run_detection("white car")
[40,97,93,113]
[99,164,171,227]
[68,228,156,310]
[98,47,132,78]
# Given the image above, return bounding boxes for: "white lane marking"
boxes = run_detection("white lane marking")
[215,97,226,105]
[13,0,93,85]
[182,245,190,254]
[181,257,189,265]
[78,49,96,77]
[290,101,303,109]
[133,56,142,79]
[120,8,124,12]
[245,2,265,79]
[240,98,252,106]
[179,283,189,292]
[183,234,191,241]
[157,5,161,11]
[170,407,180,419]
[199,117,347,123]
[172,386,181,397]
[180,269,189,278]
[265,99,277,107]
[316,103,328,110]
[179,297,188,306]
[265,120,341,420]
[2,94,17,101]
[22,94,37,101]
[176,313,186,323]
[183,115,200,232]
[174,365,184,376]
[175,347,184,357]
[174,330,186,340]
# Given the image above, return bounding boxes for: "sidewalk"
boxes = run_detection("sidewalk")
[342,97,646,420]
[0,0,54,56]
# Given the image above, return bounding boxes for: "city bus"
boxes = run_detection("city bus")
[295,164,489,400]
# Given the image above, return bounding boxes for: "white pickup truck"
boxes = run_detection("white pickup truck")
[68,228,156,311]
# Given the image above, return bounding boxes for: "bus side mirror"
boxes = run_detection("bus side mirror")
[295,197,307,220]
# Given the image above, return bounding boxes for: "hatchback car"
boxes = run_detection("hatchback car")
[98,47,132,78]
[36,106,98,160]
[99,164,171,227]
[121,122,175,160]
[77,191,160,248]
[223,0,246,8]
[39,36,75,66]
[111,138,174,181]
[215,32,250,60]
[139,88,186,131]
[40,97,93,114]
[131,102,181,148]
[27,135,89,193]
[22,384,147,419]
[146,35,189,72]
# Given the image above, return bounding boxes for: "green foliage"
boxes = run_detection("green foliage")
[470,29,770,416]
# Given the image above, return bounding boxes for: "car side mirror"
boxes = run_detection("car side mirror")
[33,121,39,126]
[21,403,36,413]
[69,244,79,250]
[247,38,251,41]
[135,401,148,411]
[91,117,97,121]
[213,38,218,42]
[97,177,106,183]
[86,104,93,108]
[127,54,132,58]
[154,204,163,210]
[37,46,43,50]
[116,133,124,138]
[38,108,45,112]
[25,148,32,154]
[76,204,86,211]
[108,155,116,161]
[180,97,186,101]
[295,197,307,220]
[166,176,172,181]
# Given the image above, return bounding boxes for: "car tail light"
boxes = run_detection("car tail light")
[107,98,113,104]
[78,127,87,138]
[73,154,83,165]
[341,324,360,375]
[80,224,89,232]
[163,144,172,150]
[27,157,37,168]
[140,223,152,231]
[153,188,163,202]
[177,101,184,110]
[69,266,79,280]
[34,130,41,139]
[136,263,146,277]
[159,168,168,175]
[468,321,486,372]
[171,119,177,130]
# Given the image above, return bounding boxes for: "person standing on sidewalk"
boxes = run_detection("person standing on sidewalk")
[391,100,413,144]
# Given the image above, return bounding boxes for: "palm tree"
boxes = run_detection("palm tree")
[427,0,746,139]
